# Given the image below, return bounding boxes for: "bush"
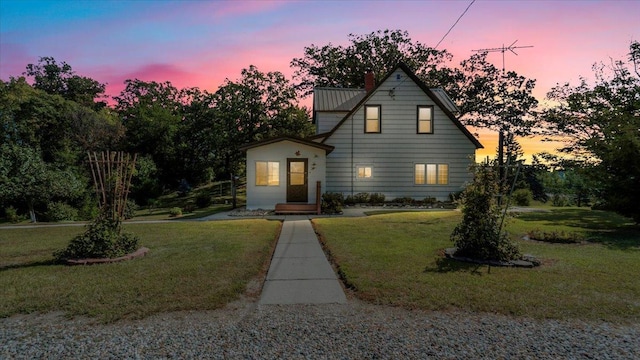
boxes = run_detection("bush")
[169,207,183,217]
[344,195,355,206]
[552,194,571,207]
[44,202,78,222]
[511,188,533,206]
[196,193,212,208]
[4,206,21,223]
[78,196,99,220]
[451,164,521,262]
[322,192,344,214]
[353,192,370,203]
[393,197,415,205]
[54,216,139,260]
[423,196,437,206]
[123,199,137,220]
[369,193,385,204]
[449,191,463,203]
[178,179,192,197]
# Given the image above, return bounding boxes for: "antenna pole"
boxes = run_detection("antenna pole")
[471,40,533,202]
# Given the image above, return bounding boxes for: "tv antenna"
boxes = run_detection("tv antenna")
[472,40,533,73]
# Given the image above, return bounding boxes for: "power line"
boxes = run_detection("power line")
[434,0,476,49]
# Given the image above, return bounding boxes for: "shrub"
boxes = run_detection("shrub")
[54,215,139,260]
[44,202,78,222]
[196,193,212,208]
[552,194,571,207]
[393,197,415,205]
[322,192,344,214]
[449,191,463,203]
[511,188,533,206]
[123,199,137,220]
[344,195,355,206]
[451,163,521,262]
[353,192,370,203]
[369,193,385,204]
[169,207,183,217]
[4,206,20,223]
[78,196,99,220]
[423,196,437,206]
[527,229,584,244]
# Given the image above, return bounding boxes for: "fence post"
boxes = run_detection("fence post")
[316,181,321,215]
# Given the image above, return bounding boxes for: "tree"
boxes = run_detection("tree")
[0,144,84,222]
[211,65,314,178]
[291,29,452,97]
[24,56,106,109]
[114,79,186,187]
[541,41,640,222]
[291,30,538,162]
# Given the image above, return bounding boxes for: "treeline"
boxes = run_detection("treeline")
[1,30,638,223]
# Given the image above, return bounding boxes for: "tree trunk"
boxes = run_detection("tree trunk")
[28,199,37,223]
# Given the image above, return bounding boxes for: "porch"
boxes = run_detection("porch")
[274,181,322,215]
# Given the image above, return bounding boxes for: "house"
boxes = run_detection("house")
[240,62,483,211]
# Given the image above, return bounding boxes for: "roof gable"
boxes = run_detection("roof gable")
[238,135,335,154]
[319,62,483,149]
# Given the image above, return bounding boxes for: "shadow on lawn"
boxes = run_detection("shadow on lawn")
[517,208,640,250]
[424,257,485,275]
[0,259,58,272]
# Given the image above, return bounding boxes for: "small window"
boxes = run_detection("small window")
[417,106,433,134]
[256,161,279,186]
[365,105,381,133]
[415,163,448,185]
[356,165,373,179]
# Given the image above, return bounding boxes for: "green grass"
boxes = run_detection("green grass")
[313,208,640,322]
[0,220,280,322]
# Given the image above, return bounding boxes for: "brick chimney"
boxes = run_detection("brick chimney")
[364,69,375,92]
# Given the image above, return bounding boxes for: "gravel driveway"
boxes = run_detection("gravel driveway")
[2,299,638,359]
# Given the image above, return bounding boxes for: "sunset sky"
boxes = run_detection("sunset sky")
[1,0,638,161]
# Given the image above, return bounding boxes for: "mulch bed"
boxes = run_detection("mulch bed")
[66,247,150,265]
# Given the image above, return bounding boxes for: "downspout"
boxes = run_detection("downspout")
[351,114,354,196]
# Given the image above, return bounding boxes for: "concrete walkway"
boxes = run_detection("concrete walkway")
[259,216,347,305]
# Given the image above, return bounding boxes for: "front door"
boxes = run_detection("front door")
[287,158,308,203]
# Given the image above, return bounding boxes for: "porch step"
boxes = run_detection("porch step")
[275,203,319,215]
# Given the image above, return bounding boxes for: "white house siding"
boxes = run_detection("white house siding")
[324,68,477,201]
[245,140,327,209]
[316,112,347,134]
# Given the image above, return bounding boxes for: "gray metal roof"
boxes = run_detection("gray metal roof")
[313,88,367,112]
[430,88,460,114]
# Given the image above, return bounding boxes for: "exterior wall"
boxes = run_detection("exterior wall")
[316,112,347,134]
[324,68,477,201]
[245,141,327,209]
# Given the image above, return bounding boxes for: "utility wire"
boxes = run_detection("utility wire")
[434,0,476,49]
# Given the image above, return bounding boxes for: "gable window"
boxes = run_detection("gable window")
[365,105,381,133]
[256,161,279,186]
[417,106,433,134]
[415,163,448,185]
[356,165,373,179]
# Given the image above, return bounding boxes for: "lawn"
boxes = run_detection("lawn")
[0,220,280,322]
[313,208,640,322]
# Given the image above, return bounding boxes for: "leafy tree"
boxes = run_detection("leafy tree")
[0,144,84,222]
[211,65,314,178]
[114,79,186,187]
[291,29,452,97]
[24,56,106,109]
[541,41,640,222]
[291,29,538,161]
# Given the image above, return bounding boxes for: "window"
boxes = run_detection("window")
[365,105,381,133]
[256,161,279,186]
[415,163,448,185]
[417,106,433,134]
[356,165,373,179]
